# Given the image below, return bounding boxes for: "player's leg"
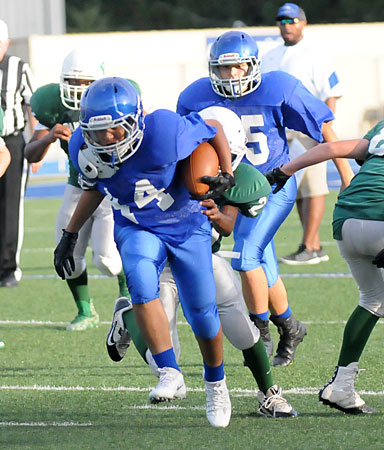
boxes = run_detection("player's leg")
[55,184,99,331]
[89,197,129,297]
[214,253,271,389]
[232,176,298,359]
[116,224,186,404]
[170,223,231,427]
[159,264,181,362]
[319,218,384,414]
[257,213,306,367]
[213,254,297,417]
[106,263,180,377]
[267,270,307,367]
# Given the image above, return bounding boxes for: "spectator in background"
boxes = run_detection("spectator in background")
[0,19,36,288]
[262,3,354,265]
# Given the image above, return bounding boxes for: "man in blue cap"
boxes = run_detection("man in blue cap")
[263,4,354,266]
[276,2,306,22]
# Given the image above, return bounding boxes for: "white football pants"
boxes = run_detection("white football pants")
[337,218,384,317]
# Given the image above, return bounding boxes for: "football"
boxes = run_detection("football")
[180,142,220,196]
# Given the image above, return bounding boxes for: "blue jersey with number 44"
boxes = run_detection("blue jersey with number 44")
[177,71,334,174]
[69,109,216,245]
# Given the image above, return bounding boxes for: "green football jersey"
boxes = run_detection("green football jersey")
[333,120,384,240]
[30,83,80,186]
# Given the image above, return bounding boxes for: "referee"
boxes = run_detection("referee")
[0,19,36,288]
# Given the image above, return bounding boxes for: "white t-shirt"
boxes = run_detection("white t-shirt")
[261,36,343,101]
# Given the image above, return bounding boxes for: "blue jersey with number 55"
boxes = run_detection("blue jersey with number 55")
[69,109,216,245]
[177,71,334,174]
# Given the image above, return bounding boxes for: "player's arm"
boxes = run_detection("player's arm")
[201,199,238,236]
[283,138,367,176]
[266,138,368,193]
[205,119,233,177]
[25,105,38,136]
[25,124,72,163]
[321,121,355,191]
[66,189,105,233]
[0,142,11,178]
[192,119,235,200]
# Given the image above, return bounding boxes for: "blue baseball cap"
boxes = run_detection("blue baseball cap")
[276,3,306,21]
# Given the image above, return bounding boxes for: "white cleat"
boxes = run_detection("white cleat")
[149,367,186,404]
[319,362,375,414]
[257,385,297,418]
[205,377,231,428]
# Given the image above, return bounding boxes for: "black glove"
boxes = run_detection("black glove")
[264,167,291,194]
[192,172,236,200]
[54,229,78,280]
[372,249,384,268]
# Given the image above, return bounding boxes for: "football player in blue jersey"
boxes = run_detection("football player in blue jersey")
[53,77,235,428]
[177,30,353,367]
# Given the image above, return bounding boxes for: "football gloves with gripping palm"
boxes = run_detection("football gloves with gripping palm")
[54,229,78,279]
[192,172,235,200]
[264,167,291,194]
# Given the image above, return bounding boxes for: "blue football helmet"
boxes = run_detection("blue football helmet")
[80,77,144,170]
[209,31,261,99]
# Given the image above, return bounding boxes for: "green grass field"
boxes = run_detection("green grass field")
[1,192,383,449]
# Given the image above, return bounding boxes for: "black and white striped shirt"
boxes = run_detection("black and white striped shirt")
[0,54,35,137]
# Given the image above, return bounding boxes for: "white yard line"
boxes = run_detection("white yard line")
[0,421,92,427]
[0,384,382,396]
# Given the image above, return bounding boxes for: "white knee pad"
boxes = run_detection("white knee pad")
[92,254,122,277]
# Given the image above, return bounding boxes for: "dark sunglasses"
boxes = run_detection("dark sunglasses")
[278,18,300,25]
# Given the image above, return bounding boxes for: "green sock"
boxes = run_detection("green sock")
[338,305,379,366]
[117,269,130,298]
[66,269,92,317]
[242,338,274,394]
[123,309,148,363]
